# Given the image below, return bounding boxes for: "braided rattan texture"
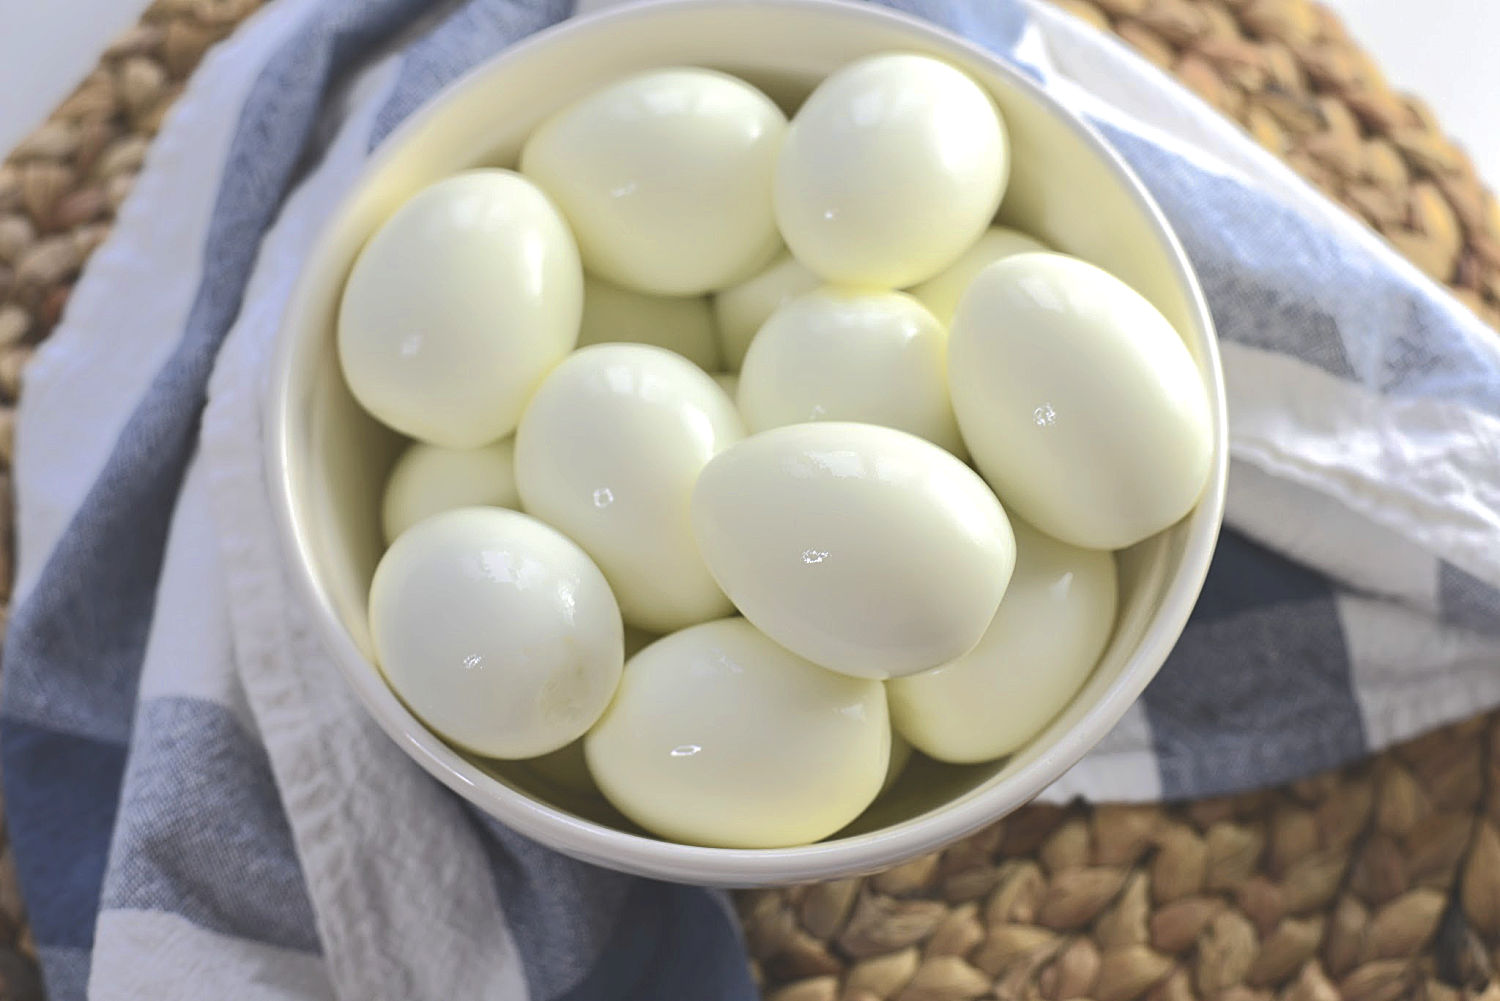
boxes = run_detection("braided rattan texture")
[0,1,1496,998]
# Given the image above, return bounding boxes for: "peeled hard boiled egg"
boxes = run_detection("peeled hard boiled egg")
[774,54,1008,288]
[889,521,1117,763]
[368,508,623,759]
[514,344,743,633]
[949,253,1214,550]
[338,169,581,447]
[908,226,1048,324]
[711,252,821,370]
[585,618,889,848]
[381,438,519,543]
[737,288,964,456]
[692,423,1015,679]
[577,275,721,371]
[520,68,785,295]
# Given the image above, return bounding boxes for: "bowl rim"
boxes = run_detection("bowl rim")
[266,0,1229,885]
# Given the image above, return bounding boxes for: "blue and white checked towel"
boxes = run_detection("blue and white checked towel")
[3,0,1498,997]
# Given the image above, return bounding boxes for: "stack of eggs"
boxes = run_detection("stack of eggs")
[341,54,1213,849]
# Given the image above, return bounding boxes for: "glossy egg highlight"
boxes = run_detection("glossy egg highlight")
[338,169,581,447]
[368,508,623,759]
[692,422,1015,679]
[889,521,1118,763]
[737,288,964,456]
[585,618,889,848]
[521,68,785,295]
[514,344,743,633]
[774,53,1008,287]
[949,252,1213,550]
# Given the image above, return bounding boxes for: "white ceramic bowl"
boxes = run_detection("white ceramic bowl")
[267,0,1228,887]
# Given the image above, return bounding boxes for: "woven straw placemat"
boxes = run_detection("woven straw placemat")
[0,1,1497,999]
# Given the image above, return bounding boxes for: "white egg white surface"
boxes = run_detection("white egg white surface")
[774,53,1008,288]
[338,169,581,447]
[381,438,519,543]
[948,252,1213,550]
[889,520,1117,763]
[585,618,889,848]
[907,225,1048,324]
[737,287,964,456]
[692,422,1015,679]
[577,274,721,371]
[521,68,785,295]
[368,508,623,759]
[514,343,743,633]
[711,252,821,370]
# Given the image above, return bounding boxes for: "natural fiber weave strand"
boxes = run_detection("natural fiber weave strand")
[745,717,1500,1001]
[0,4,262,997]
[0,1,1496,999]
[1054,0,1500,330]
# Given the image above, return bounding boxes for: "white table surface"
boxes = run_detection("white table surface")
[2,0,1496,190]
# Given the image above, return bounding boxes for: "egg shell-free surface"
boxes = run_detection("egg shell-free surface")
[368,508,624,759]
[521,68,785,295]
[586,618,889,848]
[338,170,581,447]
[907,225,1047,324]
[737,287,965,456]
[949,253,1213,550]
[692,422,1015,679]
[271,0,1227,887]
[514,343,742,633]
[381,438,519,543]
[889,521,1118,763]
[775,53,1008,288]
[577,274,722,371]
[712,252,821,370]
